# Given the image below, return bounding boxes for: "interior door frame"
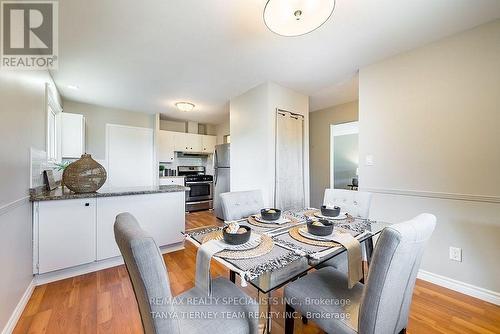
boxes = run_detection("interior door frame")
[329,121,359,189]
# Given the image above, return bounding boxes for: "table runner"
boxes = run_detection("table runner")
[185,209,377,285]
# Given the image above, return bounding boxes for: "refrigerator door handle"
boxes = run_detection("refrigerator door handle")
[214,168,218,186]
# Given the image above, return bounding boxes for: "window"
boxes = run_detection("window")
[46,84,62,162]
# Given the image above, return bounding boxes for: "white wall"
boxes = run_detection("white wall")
[63,100,155,160]
[359,20,500,294]
[0,71,59,331]
[230,82,309,206]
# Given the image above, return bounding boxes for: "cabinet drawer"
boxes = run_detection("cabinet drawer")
[159,177,184,186]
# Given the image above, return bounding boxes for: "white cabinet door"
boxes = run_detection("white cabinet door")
[37,198,96,273]
[174,132,202,152]
[201,135,216,154]
[96,192,185,260]
[61,112,85,158]
[158,130,176,162]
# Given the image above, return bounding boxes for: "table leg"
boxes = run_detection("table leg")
[229,270,236,283]
[361,237,374,283]
[258,290,272,334]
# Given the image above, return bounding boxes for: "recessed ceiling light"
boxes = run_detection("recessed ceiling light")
[175,102,195,112]
[263,0,336,37]
[67,85,79,90]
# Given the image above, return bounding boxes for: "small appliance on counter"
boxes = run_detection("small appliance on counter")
[178,166,213,212]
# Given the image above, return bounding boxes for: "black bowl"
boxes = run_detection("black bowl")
[260,208,282,221]
[320,205,341,217]
[307,219,334,236]
[222,225,251,245]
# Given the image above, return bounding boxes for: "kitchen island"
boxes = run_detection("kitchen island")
[31,185,187,284]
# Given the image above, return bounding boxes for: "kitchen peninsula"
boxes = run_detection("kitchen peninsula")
[30,184,187,284]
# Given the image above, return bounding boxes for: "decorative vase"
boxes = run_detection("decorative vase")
[63,154,107,193]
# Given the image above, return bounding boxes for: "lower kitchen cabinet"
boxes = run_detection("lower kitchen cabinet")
[33,191,185,275]
[96,192,185,260]
[36,198,97,274]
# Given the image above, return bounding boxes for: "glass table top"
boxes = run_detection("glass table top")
[184,212,391,294]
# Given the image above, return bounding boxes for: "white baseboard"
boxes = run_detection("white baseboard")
[417,270,500,306]
[35,242,184,285]
[1,278,35,334]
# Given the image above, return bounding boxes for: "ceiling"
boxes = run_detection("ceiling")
[54,0,500,123]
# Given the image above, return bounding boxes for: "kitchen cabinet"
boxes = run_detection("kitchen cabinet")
[201,135,216,153]
[160,130,217,154]
[158,130,176,162]
[159,176,185,186]
[174,132,202,152]
[36,198,96,273]
[61,112,85,158]
[96,192,185,260]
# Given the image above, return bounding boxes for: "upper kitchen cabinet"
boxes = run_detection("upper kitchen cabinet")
[160,130,216,154]
[201,135,216,153]
[61,112,85,158]
[158,130,176,162]
[174,132,202,152]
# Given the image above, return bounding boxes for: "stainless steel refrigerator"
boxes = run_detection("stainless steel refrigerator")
[214,143,230,220]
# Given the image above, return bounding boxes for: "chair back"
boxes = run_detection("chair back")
[220,190,264,221]
[358,213,436,334]
[114,213,180,334]
[323,189,372,218]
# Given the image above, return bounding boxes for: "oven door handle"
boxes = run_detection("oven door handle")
[185,181,213,184]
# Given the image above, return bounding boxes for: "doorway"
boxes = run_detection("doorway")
[330,121,359,190]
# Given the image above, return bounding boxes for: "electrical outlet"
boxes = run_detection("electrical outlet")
[449,247,462,262]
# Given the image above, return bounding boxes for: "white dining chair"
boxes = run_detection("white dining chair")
[220,190,264,221]
[321,189,373,272]
[284,213,436,334]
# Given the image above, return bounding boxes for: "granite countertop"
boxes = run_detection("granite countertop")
[30,185,188,202]
[159,176,185,179]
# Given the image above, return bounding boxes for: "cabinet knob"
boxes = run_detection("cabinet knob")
[85,203,90,207]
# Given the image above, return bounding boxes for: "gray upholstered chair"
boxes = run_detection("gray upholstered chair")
[284,213,436,334]
[220,190,264,221]
[321,189,373,272]
[114,212,259,334]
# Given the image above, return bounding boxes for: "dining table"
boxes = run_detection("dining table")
[183,208,391,334]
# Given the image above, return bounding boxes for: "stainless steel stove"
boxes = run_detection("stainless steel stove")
[177,166,213,212]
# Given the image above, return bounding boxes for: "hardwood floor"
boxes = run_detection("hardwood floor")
[14,211,500,334]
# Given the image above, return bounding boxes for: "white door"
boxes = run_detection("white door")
[106,124,154,187]
[37,198,96,273]
[96,192,185,260]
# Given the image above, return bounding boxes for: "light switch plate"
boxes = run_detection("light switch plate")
[365,155,375,166]
[449,246,462,262]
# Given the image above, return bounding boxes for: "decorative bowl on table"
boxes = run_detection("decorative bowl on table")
[222,225,251,245]
[320,205,341,217]
[260,208,282,221]
[307,219,334,236]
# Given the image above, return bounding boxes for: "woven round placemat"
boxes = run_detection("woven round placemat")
[246,215,300,228]
[289,226,340,247]
[202,232,274,259]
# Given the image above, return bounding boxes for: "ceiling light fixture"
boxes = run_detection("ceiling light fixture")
[263,0,335,37]
[175,102,195,112]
